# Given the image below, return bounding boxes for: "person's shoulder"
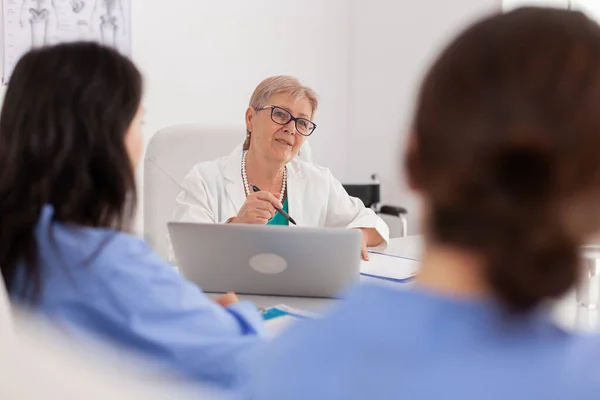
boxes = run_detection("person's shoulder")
[49,222,161,271]
[341,283,424,308]
[328,284,425,324]
[94,230,155,259]
[66,229,184,298]
[90,230,168,273]
[561,334,600,398]
[238,285,412,398]
[36,209,128,267]
[35,213,171,287]
[267,285,414,349]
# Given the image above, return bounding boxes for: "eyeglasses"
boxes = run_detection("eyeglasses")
[259,105,317,136]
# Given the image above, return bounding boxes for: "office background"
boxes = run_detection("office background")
[133,0,499,235]
[1,0,598,235]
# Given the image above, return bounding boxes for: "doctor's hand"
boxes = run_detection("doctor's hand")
[214,292,239,307]
[230,192,282,225]
[356,228,384,261]
[359,229,370,261]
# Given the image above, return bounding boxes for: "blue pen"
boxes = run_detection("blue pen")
[250,184,297,225]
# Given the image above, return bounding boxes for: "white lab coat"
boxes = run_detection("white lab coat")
[170,145,389,248]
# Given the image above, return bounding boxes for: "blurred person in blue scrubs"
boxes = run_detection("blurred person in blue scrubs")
[239,7,600,400]
[0,42,265,389]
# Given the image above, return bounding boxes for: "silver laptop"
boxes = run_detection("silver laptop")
[168,222,362,298]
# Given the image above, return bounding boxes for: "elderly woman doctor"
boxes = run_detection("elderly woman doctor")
[171,76,389,259]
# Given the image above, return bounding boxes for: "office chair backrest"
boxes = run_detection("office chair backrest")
[342,183,381,209]
[144,123,312,259]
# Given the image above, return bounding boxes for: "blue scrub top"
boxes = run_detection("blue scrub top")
[10,205,266,388]
[238,284,600,400]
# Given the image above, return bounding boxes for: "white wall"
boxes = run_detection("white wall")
[502,0,568,10]
[133,0,503,235]
[131,0,351,232]
[347,0,501,233]
[132,0,596,235]
[502,0,600,18]
[573,0,600,20]
[0,0,508,235]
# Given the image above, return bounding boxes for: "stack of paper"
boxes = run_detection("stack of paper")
[360,252,419,283]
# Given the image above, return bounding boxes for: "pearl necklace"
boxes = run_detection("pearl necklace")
[242,150,287,199]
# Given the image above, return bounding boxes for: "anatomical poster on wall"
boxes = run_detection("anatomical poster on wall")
[2,0,131,83]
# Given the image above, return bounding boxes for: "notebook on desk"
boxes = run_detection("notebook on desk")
[360,252,419,283]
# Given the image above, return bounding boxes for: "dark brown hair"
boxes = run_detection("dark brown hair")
[0,42,143,298]
[407,7,600,313]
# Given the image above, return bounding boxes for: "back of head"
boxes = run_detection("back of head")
[407,8,600,313]
[0,42,143,297]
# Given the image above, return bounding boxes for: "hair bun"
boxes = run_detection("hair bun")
[490,140,555,203]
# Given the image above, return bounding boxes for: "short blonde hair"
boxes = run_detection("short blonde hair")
[245,76,319,150]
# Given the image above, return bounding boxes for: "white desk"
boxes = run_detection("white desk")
[230,273,398,314]
[220,235,600,333]
[371,234,424,260]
